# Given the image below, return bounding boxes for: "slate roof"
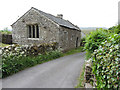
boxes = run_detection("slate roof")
[12,7,80,30]
[32,7,80,30]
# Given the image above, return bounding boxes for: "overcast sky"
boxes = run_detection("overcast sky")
[0,0,119,30]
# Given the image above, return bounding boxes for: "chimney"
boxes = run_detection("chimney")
[57,14,63,19]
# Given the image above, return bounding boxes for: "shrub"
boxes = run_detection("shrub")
[84,29,109,59]
[1,43,62,78]
[2,49,62,78]
[92,34,120,89]
[80,37,86,47]
[108,24,120,34]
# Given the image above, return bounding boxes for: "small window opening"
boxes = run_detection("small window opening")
[27,24,39,38]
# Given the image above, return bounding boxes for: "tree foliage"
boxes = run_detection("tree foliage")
[84,29,109,59]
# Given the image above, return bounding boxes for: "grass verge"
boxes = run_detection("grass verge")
[63,46,84,56]
[75,64,85,88]
[0,43,9,47]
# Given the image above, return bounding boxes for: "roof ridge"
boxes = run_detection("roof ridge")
[31,7,59,20]
[31,7,80,30]
[12,7,80,30]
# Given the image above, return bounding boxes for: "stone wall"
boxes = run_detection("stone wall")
[0,33,12,44]
[84,59,97,88]
[2,42,58,57]
[59,26,81,51]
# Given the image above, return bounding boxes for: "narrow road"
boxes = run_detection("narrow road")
[2,52,85,88]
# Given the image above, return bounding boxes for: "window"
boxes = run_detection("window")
[27,24,39,38]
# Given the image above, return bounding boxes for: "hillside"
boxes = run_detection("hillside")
[80,27,108,35]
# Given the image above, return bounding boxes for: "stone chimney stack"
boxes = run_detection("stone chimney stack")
[57,14,63,19]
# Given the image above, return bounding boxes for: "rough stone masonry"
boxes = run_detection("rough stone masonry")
[11,7,81,51]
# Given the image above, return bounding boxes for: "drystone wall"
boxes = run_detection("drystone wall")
[84,59,97,88]
[0,33,12,44]
[1,42,58,57]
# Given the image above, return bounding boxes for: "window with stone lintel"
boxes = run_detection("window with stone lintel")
[27,24,39,38]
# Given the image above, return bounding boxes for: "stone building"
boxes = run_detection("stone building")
[12,7,81,51]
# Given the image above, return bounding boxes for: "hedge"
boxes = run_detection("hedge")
[92,34,120,89]
[84,29,109,59]
[84,26,120,89]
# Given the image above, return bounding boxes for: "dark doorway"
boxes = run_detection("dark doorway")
[76,37,79,48]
